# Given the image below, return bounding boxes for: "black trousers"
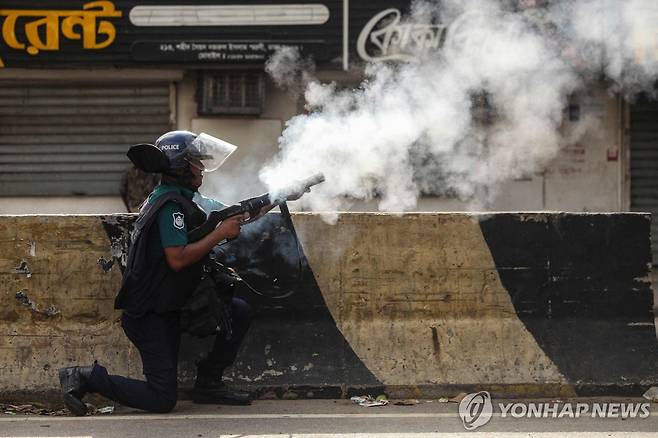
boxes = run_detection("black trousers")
[86,298,252,413]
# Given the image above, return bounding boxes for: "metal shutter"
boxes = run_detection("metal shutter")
[0,83,171,196]
[630,96,658,265]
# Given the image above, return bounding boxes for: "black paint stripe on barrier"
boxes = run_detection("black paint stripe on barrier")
[101,213,382,392]
[478,213,658,393]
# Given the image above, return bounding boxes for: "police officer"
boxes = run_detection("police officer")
[59,131,263,415]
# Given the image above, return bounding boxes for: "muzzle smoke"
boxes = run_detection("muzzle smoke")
[260,0,658,214]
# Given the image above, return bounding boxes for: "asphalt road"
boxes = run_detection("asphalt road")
[2,399,658,437]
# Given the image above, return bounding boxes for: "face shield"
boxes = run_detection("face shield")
[188,132,238,172]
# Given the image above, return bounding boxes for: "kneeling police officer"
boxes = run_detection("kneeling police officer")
[59,130,267,414]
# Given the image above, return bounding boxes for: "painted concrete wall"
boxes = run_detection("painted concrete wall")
[0,212,654,401]
[0,216,142,400]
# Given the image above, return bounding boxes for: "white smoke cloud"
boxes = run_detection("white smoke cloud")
[260,0,658,214]
[553,0,658,94]
[264,46,316,98]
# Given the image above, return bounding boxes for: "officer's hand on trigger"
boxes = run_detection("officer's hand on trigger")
[217,215,243,240]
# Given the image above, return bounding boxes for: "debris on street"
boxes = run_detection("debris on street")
[393,399,419,406]
[0,403,67,416]
[350,395,389,407]
[449,392,468,403]
[96,406,115,414]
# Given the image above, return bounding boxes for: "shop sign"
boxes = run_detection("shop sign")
[0,1,122,67]
[357,8,445,62]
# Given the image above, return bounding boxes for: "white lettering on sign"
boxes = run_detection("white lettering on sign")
[356,8,446,62]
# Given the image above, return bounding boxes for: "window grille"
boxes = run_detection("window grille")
[199,71,265,115]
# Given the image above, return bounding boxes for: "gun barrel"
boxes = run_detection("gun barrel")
[302,172,325,188]
[188,173,325,242]
[274,172,325,204]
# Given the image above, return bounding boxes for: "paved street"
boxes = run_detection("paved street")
[2,399,658,437]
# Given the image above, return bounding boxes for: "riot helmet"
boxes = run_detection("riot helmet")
[154,130,237,173]
[127,130,237,190]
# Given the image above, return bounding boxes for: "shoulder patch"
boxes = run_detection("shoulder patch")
[173,212,185,230]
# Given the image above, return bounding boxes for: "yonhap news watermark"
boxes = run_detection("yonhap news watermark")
[458,391,652,431]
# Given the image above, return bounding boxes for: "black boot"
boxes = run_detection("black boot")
[193,369,252,405]
[58,365,94,416]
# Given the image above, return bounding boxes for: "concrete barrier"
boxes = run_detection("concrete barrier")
[0,212,655,402]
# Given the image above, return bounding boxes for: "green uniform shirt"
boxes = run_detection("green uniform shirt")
[150,183,197,247]
[143,183,196,267]
[145,183,227,261]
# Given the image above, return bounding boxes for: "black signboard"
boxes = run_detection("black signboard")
[131,41,325,63]
[0,1,417,68]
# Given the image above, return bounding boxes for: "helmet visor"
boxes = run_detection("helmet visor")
[189,132,238,172]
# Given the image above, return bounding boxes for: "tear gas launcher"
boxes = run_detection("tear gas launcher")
[187,173,325,243]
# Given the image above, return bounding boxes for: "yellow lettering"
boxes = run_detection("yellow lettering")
[61,1,122,50]
[0,1,122,65]
[24,12,60,55]
[1,11,25,50]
